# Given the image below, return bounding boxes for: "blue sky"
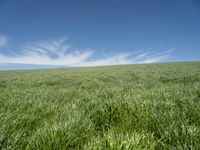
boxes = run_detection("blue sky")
[0,0,200,69]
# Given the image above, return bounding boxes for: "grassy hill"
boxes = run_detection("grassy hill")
[1,61,200,149]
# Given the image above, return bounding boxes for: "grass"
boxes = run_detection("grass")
[0,61,200,149]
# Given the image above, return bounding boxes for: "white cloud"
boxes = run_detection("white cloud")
[131,49,174,64]
[0,37,174,67]
[76,53,132,67]
[0,35,8,47]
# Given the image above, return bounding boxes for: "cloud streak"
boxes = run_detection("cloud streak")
[0,35,8,47]
[0,37,174,67]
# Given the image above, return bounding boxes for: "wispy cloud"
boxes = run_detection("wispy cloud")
[0,35,8,47]
[0,37,174,67]
[131,49,174,64]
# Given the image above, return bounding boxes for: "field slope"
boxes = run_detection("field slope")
[1,61,200,149]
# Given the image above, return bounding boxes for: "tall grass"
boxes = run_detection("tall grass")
[0,61,200,149]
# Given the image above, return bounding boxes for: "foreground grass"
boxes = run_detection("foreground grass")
[0,61,200,149]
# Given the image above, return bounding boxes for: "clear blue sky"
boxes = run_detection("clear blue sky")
[0,0,200,69]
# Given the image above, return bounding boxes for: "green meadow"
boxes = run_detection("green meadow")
[0,61,200,149]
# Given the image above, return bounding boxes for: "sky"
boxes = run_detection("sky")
[0,0,200,70]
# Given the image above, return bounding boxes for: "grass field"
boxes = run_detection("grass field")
[0,61,200,149]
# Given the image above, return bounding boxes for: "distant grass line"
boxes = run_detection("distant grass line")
[0,61,200,149]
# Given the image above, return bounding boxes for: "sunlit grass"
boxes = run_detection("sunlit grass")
[0,61,200,149]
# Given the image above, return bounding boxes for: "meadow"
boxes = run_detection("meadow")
[0,61,200,149]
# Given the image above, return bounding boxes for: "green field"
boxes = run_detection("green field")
[1,61,200,149]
